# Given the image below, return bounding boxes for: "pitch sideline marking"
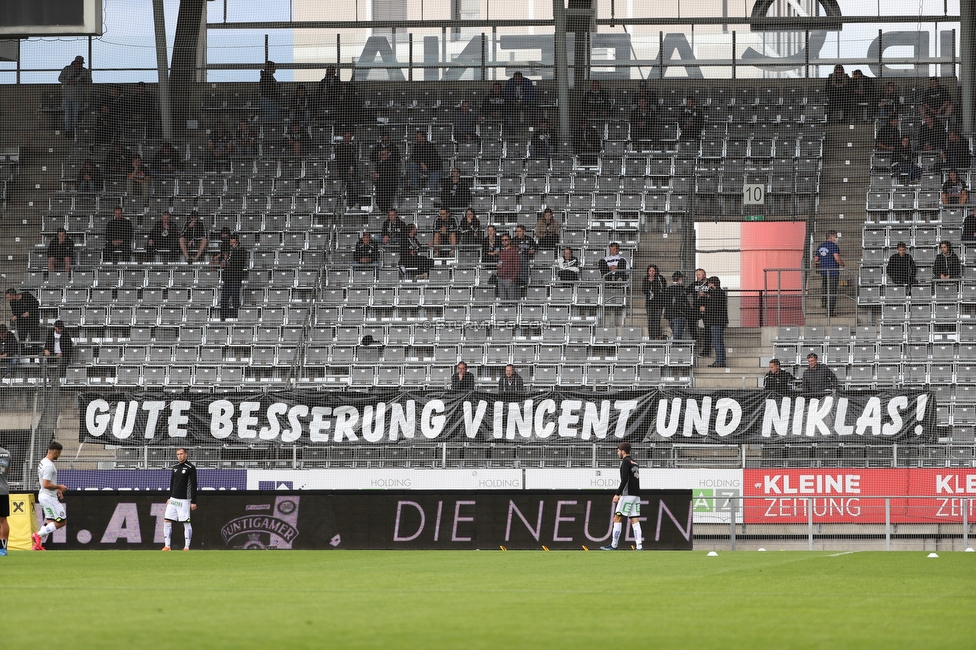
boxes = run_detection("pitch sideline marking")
[827,551,859,557]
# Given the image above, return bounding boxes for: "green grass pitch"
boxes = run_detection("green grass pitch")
[2,550,973,649]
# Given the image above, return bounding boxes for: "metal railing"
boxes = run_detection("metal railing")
[763,267,860,326]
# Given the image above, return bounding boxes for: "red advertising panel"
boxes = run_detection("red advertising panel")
[743,469,976,524]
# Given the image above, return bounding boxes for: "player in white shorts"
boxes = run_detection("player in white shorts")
[163,447,197,550]
[601,441,644,550]
[33,441,68,551]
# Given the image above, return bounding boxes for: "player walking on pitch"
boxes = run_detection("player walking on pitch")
[163,447,197,551]
[32,441,67,550]
[0,444,10,555]
[601,442,643,550]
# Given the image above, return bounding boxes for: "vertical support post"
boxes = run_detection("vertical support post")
[659,31,664,79]
[408,32,413,82]
[481,33,487,82]
[730,497,737,551]
[961,4,975,134]
[808,496,814,551]
[292,444,297,469]
[885,497,891,551]
[264,33,269,63]
[553,0,571,153]
[963,498,969,550]
[492,26,497,81]
[804,30,809,79]
[337,34,341,79]
[731,30,736,80]
[151,0,174,141]
[441,442,447,469]
[878,30,884,79]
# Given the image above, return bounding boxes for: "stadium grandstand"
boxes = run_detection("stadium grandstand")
[0,0,974,548]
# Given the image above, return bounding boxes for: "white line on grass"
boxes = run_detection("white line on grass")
[827,551,859,557]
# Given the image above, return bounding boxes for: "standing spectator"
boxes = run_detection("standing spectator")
[630,96,657,150]
[534,208,561,251]
[764,359,795,394]
[664,271,692,340]
[408,131,442,192]
[573,118,602,165]
[498,364,525,397]
[482,81,510,130]
[482,225,503,264]
[152,142,183,177]
[451,362,475,391]
[353,232,382,274]
[962,210,976,243]
[886,241,917,289]
[219,233,248,320]
[849,69,874,121]
[496,233,521,302]
[104,206,134,263]
[6,289,40,342]
[555,246,581,283]
[702,276,728,368]
[877,81,899,118]
[454,100,481,142]
[599,243,629,281]
[380,208,408,248]
[259,61,280,122]
[512,225,538,289]
[641,264,667,339]
[334,131,361,208]
[813,230,844,317]
[941,169,968,205]
[125,155,151,201]
[920,76,954,120]
[94,103,120,145]
[892,136,921,183]
[0,324,20,376]
[801,352,838,393]
[679,96,704,141]
[372,147,400,213]
[440,167,472,211]
[58,55,90,138]
[210,227,233,266]
[399,224,433,278]
[206,122,235,171]
[690,268,711,357]
[919,115,946,154]
[335,81,362,130]
[875,115,901,152]
[128,81,155,124]
[75,158,102,195]
[504,71,535,123]
[529,120,555,160]
[316,65,342,115]
[932,240,962,280]
[146,211,180,263]
[287,84,312,124]
[179,210,209,264]
[583,79,611,121]
[825,64,852,122]
[431,208,458,257]
[43,320,74,378]
[46,228,75,272]
[282,122,311,158]
[458,208,482,246]
[232,120,257,160]
[104,84,127,122]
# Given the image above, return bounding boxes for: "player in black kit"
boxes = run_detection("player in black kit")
[162,448,197,551]
[601,442,643,550]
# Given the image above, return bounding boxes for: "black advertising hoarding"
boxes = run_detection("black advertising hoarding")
[43,490,693,551]
[78,388,937,447]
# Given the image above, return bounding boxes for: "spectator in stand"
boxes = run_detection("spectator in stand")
[287,84,313,124]
[679,96,704,141]
[498,364,525,398]
[316,65,342,116]
[103,206,134,263]
[454,100,481,142]
[125,155,151,201]
[210,227,233,266]
[102,142,133,180]
[482,81,510,130]
[529,119,555,160]
[372,147,400,213]
[431,207,458,257]
[801,352,837,393]
[583,80,611,121]
[399,224,434,278]
[369,132,402,169]
[663,271,692,340]
[335,81,361,130]
[218,233,248,320]
[496,233,521,302]
[179,210,209,264]
[259,60,280,122]
[46,228,75,272]
[555,247,581,283]
[892,136,921,183]
[440,167,472,211]
[152,142,182,177]
[813,230,844,317]
[58,56,91,138]
[702,276,729,368]
[75,158,102,195]
[0,324,21,376]
[334,131,360,208]
[641,264,667,339]
[145,211,180,263]
[5,289,41,342]
[282,122,311,158]
[512,225,538,289]
[482,225,502,264]
[128,82,155,125]
[353,232,382,274]
[630,96,657,150]
[886,241,917,290]
[599,243,629,281]
[534,208,561,251]
[633,79,659,110]
[877,81,899,118]
[933,240,962,280]
[233,120,257,160]
[458,208,482,247]
[963,210,976,243]
[942,130,971,172]
[919,115,946,154]
[408,131,442,192]
[43,320,74,379]
[104,84,127,122]
[94,103,120,146]
[849,69,874,121]
[380,208,408,248]
[764,359,795,394]
[875,115,901,152]
[207,122,235,171]
[504,71,535,123]
[920,76,954,120]
[451,362,475,391]
[941,169,968,205]
[574,118,602,166]
[690,268,711,357]
[825,64,852,122]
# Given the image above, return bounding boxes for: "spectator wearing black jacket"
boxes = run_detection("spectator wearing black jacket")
[886,242,917,288]
[679,96,704,140]
[482,81,510,128]
[943,130,971,171]
[146,212,181,263]
[334,131,361,207]
[179,210,209,264]
[451,362,475,391]
[498,364,525,398]
[962,210,976,243]
[5,289,40,342]
[219,234,248,320]
[43,320,74,378]
[689,268,711,356]
[259,60,280,121]
[380,209,408,248]
[353,232,382,274]
[663,271,693,340]
[408,131,442,192]
[919,115,946,154]
[582,80,611,121]
[933,240,962,280]
[641,264,667,339]
[702,276,729,368]
[440,167,472,211]
[369,132,402,169]
[875,115,901,152]
[801,353,838,393]
[372,147,399,213]
[574,119,602,166]
[104,206,134,263]
[764,359,795,394]
[529,120,555,160]
[46,228,75,272]
[0,324,21,376]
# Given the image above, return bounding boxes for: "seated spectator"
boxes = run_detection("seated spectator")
[334,131,361,208]
[145,211,181,263]
[498,364,525,398]
[801,352,837,393]
[482,225,502,264]
[431,207,458,257]
[679,96,704,140]
[963,210,976,243]
[399,224,433,278]
[825,64,852,122]
[94,103,120,145]
[210,227,233,265]
[104,84,127,122]
[101,142,133,180]
[440,167,472,211]
[408,131,442,192]
[630,96,657,149]
[369,131,402,169]
[942,169,968,205]
[282,123,310,157]
[353,232,382,274]
[380,208,408,248]
[875,115,901,152]
[599,242,629,281]
[128,81,156,124]
[372,147,399,214]
[919,115,946,154]
[920,76,954,120]
[233,120,257,159]
[632,79,659,110]
[886,241,917,288]
[75,158,102,194]
[583,80,611,121]
[6,288,40,342]
[0,324,21,376]
[207,122,235,171]
[103,206,134,263]
[496,234,521,302]
[179,210,209,264]
[943,130,971,172]
[574,118,602,165]
[151,142,182,176]
[555,246,581,283]
[46,228,75,272]
[933,240,962,280]
[764,359,795,394]
[482,81,510,129]
[892,136,921,183]
[458,208,482,246]
[504,71,536,123]
[849,69,874,120]
[876,81,899,118]
[529,119,555,160]
[535,208,561,251]
[288,84,312,124]
[43,320,73,379]
[454,100,481,142]
[125,155,151,200]
[451,362,475,391]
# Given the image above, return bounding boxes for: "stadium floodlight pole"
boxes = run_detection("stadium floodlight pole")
[960,3,974,136]
[552,0,572,154]
[152,0,174,141]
